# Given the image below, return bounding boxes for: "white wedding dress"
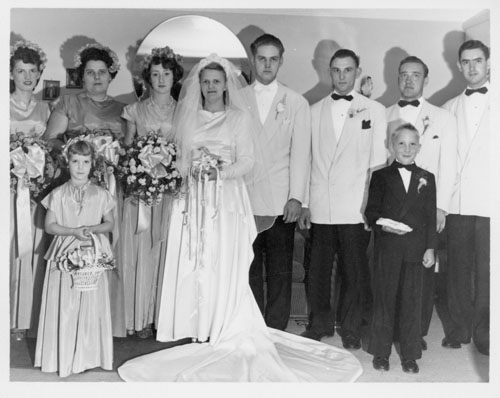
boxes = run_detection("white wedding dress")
[118,109,362,382]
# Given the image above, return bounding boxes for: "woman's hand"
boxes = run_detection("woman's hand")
[74,226,91,241]
[192,167,218,181]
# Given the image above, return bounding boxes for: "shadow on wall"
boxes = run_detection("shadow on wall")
[236,24,266,84]
[302,39,341,106]
[116,38,143,104]
[375,46,409,107]
[427,30,466,107]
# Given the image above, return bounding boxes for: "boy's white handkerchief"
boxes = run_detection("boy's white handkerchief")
[376,218,413,232]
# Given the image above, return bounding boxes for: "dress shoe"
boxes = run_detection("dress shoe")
[401,359,419,373]
[421,338,427,351]
[342,334,361,350]
[441,337,461,349]
[300,329,331,341]
[372,356,389,371]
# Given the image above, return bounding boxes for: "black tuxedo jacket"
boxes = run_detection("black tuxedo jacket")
[365,161,437,262]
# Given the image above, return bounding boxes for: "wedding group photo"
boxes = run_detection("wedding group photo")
[6,3,498,394]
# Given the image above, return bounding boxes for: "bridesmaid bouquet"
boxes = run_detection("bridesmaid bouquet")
[10,131,59,200]
[117,131,182,206]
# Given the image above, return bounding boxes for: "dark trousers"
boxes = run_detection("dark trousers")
[369,251,423,361]
[307,223,371,338]
[445,215,489,352]
[249,216,295,330]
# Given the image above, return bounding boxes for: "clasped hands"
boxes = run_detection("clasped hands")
[191,166,218,181]
[74,226,93,241]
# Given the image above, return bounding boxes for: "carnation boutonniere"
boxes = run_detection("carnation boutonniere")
[415,170,428,194]
[348,107,367,118]
[275,94,287,119]
[422,116,431,135]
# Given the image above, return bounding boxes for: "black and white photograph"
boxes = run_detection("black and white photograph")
[5,1,499,397]
[66,67,82,88]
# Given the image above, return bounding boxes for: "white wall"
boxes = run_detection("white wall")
[11,8,482,107]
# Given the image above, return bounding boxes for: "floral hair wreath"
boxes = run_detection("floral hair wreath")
[74,43,121,73]
[62,136,96,162]
[10,40,48,70]
[139,46,183,70]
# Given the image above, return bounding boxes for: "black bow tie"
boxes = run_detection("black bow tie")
[465,87,488,96]
[398,99,420,108]
[395,161,417,172]
[332,93,353,101]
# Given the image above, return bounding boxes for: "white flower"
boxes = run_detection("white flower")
[138,178,146,186]
[422,116,431,134]
[130,165,137,174]
[129,158,136,167]
[418,177,428,193]
[275,94,287,119]
[127,175,136,184]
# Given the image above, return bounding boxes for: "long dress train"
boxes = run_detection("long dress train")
[118,109,362,382]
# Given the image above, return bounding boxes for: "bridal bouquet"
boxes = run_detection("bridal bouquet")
[117,131,182,206]
[10,132,59,199]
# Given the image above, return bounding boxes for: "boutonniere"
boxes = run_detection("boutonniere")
[348,107,367,118]
[415,170,428,193]
[422,116,431,134]
[275,94,287,119]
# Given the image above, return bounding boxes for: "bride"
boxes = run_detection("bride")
[118,54,362,382]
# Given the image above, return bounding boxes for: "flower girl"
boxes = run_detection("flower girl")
[35,139,115,377]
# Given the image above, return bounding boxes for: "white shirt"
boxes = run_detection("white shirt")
[253,80,278,124]
[330,91,354,142]
[464,83,489,146]
[398,167,412,193]
[397,97,423,126]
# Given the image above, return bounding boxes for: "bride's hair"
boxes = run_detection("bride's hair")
[199,62,227,105]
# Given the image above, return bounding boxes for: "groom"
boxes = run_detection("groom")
[247,33,311,331]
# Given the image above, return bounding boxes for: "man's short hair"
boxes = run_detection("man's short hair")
[329,49,360,68]
[250,34,285,57]
[399,56,429,78]
[458,40,490,61]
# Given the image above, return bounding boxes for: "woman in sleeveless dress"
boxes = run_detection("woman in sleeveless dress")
[10,40,51,341]
[120,47,183,338]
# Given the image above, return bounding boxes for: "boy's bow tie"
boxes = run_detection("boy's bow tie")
[465,87,488,96]
[395,162,417,172]
[331,93,353,101]
[398,99,420,107]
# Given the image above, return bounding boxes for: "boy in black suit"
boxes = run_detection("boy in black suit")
[365,123,437,373]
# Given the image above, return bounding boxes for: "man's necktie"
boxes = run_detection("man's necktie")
[398,99,420,108]
[395,162,417,172]
[331,93,353,101]
[465,87,488,96]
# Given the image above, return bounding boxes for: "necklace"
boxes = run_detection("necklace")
[151,96,174,111]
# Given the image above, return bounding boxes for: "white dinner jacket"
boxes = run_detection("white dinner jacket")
[442,91,490,217]
[386,99,458,213]
[308,92,388,224]
[245,82,311,216]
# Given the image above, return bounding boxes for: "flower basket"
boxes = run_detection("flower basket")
[57,233,115,292]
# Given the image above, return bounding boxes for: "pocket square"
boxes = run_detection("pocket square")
[432,135,439,139]
[362,119,371,130]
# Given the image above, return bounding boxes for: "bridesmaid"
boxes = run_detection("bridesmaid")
[10,40,50,340]
[42,43,127,337]
[120,46,183,338]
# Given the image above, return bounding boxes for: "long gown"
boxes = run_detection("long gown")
[51,91,128,337]
[34,182,115,377]
[10,95,50,333]
[118,109,363,382]
[120,97,176,333]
